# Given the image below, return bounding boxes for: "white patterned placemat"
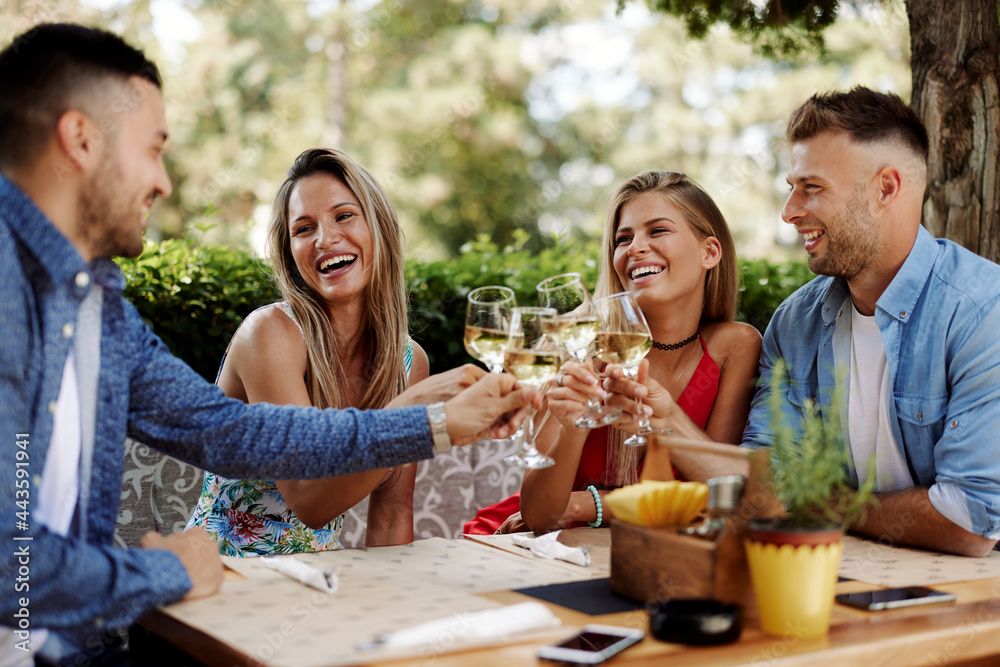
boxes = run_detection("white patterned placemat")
[159,538,590,667]
[840,534,1000,587]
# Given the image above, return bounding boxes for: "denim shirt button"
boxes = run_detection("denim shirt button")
[94,617,104,627]
[62,323,74,338]
[917,412,923,421]
[32,475,41,487]
[951,420,958,428]
[75,272,90,288]
[48,400,56,414]
[900,310,907,318]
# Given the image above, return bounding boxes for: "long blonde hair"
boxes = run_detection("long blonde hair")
[594,171,739,486]
[266,148,408,410]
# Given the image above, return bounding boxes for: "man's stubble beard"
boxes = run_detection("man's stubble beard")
[79,152,145,259]
[808,186,881,281]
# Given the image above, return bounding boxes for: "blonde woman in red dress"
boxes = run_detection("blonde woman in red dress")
[467,171,761,535]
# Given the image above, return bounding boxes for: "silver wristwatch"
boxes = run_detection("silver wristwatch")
[427,402,452,453]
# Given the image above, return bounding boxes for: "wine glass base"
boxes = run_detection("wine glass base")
[574,406,623,429]
[504,452,555,469]
[598,408,623,426]
[623,433,648,447]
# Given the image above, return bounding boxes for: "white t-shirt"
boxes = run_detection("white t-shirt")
[844,305,913,491]
[833,300,990,536]
[37,352,83,532]
[1,354,82,663]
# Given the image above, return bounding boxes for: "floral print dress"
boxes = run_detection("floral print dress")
[186,302,414,556]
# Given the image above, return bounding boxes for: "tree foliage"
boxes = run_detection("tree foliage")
[2,0,913,263]
[628,0,1000,264]
[625,0,841,57]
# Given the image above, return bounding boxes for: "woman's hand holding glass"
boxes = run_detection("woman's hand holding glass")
[600,359,679,436]
[592,291,655,447]
[544,360,606,433]
[536,272,621,428]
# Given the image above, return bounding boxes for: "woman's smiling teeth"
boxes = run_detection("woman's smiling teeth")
[630,265,663,280]
[318,253,357,274]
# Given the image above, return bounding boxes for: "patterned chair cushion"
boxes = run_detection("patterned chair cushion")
[116,438,523,548]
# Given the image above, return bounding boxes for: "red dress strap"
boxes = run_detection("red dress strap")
[675,335,720,430]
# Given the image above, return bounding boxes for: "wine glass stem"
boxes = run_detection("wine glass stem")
[570,349,601,413]
[523,404,537,452]
[626,367,652,434]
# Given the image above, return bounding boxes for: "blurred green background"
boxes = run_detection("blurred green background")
[4,0,919,373]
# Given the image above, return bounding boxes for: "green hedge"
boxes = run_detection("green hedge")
[117,237,280,381]
[118,232,813,380]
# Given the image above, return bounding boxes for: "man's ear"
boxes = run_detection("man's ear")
[702,236,722,270]
[875,166,903,208]
[54,110,103,173]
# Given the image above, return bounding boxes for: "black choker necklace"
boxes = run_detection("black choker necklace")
[651,332,699,352]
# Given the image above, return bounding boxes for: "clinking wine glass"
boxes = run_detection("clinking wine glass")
[464,286,516,374]
[536,272,622,428]
[593,292,654,447]
[464,286,517,446]
[502,307,559,469]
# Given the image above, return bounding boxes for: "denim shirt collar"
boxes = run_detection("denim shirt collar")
[818,225,938,328]
[0,174,125,294]
[820,276,849,326]
[877,225,938,325]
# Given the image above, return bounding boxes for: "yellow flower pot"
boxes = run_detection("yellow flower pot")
[744,538,843,639]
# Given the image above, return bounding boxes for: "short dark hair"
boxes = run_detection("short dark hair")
[0,23,161,171]
[786,86,929,162]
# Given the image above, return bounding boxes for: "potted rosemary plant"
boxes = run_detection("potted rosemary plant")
[744,361,875,639]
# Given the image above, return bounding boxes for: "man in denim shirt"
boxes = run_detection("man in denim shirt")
[606,88,1000,558]
[0,24,534,664]
[742,88,1000,557]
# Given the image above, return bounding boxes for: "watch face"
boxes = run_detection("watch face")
[428,403,451,451]
[429,403,447,423]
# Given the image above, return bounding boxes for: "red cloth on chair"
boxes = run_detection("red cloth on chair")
[463,337,721,535]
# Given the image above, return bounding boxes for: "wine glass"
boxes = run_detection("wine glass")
[537,272,621,428]
[465,286,517,447]
[464,286,516,374]
[592,292,654,447]
[502,306,560,469]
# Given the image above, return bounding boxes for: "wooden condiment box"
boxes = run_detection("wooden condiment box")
[608,437,780,614]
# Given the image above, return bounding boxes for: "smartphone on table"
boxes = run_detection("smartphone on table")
[537,624,644,664]
[835,586,957,611]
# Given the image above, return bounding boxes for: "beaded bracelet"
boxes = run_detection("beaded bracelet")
[586,485,603,528]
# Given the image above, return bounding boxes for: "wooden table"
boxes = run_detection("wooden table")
[139,532,1000,667]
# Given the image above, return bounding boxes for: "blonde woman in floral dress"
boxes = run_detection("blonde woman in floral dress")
[188,148,428,555]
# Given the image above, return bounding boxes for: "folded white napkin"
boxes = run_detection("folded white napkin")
[511,530,591,567]
[365,601,560,650]
[259,556,338,594]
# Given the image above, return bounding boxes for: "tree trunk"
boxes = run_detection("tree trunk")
[906,0,1000,263]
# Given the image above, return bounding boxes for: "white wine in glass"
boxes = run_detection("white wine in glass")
[464,326,511,372]
[504,349,563,387]
[464,286,517,447]
[593,292,654,447]
[464,286,516,374]
[536,272,620,428]
[546,316,600,352]
[503,306,558,469]
[594,332,652,368]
